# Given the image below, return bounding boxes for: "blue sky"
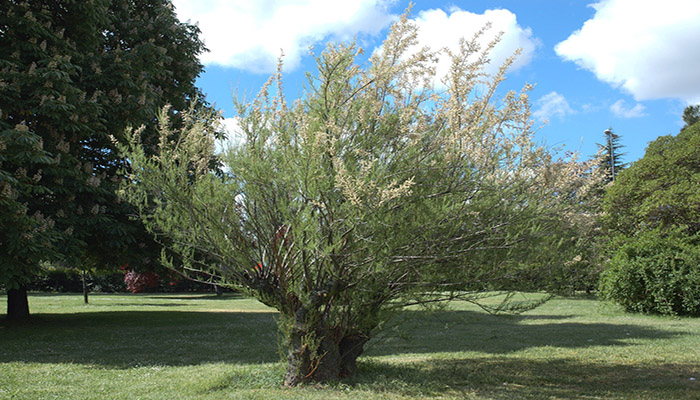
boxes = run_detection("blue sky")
[173,0,700,164]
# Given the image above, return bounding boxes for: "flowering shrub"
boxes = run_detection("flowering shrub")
[123,270,160,293]
[119,10,603,385]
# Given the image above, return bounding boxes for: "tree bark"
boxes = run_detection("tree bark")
[339,334,369,377]
[82,271,89,304]
[7,286,30,320]
[284,331,341,386]
[283,324,369,386]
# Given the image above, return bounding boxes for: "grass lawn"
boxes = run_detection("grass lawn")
[1,293,698,399]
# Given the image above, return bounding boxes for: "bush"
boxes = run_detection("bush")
[123,270,160,293]
[27,269,125,293]
[599,230,700,316]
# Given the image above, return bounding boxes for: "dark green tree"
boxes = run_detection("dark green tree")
[599,228,700,316]
[602,123,700,236]
[0,0,209,318]
[573,128,628,291]
[681,104,699,130]
[596,127,626,184]
[0,124,59,318]
[600,121,700,315]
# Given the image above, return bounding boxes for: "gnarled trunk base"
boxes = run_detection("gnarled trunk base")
[7,286,30,320]
[338,334,368,377]
[284,331,369,386]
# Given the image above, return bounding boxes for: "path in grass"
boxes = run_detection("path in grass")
[1,293,698,399]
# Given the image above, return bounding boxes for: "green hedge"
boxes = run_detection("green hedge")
[599,230,700,316]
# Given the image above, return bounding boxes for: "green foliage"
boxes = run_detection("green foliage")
[600,120,700,316]
[121,12,600,384]
[0,124,58,289]
[595,127,626,184]
[603,122,700,236]
[0,0,209,298]
[27,268,125,293]
[681,104,699,130]
[599,229,700,316]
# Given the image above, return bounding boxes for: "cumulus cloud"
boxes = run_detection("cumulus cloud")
[215,117,246,154]
[532,91,574,122]
[610,99,646,118]
[555,0,700,103]
[171,0,394,73]
[407,7,539,84]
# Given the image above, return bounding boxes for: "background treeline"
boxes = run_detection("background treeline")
[26,267,224,294]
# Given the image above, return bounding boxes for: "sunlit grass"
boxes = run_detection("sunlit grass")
[1,293,699,399]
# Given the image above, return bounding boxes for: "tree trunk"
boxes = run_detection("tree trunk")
[284,331,341,386]
[7,286,30,320]
[82,271,89,304]
[283,323,369,386]
[338,334,369,377]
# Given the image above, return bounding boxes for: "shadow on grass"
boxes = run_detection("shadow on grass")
[0,311,280,367]
[347,357,699,399]
[24,292,245,300]
[366,309,679,356]
[0,308,683,369]
[146,293,246,301]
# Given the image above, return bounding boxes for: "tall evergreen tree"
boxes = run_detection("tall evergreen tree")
[596,127,626,183]
[0,0,211,319]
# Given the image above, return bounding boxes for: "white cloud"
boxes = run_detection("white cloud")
[610,99,646,118]
[408,8,539,83]
[216,117,246,154]
[171,0,395,73]
[581,103,598,113]
[532,91,574,122]
[555,0,700,103]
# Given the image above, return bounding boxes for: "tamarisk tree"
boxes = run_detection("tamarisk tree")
[122,14,599,385]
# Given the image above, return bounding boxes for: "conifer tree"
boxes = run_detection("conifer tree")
[596,127,626,183]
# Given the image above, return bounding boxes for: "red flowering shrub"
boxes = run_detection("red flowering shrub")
[123,270,159,293]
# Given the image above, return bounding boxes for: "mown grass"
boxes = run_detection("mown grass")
[1,293,698,399]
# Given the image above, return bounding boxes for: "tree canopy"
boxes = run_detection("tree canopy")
[121,12,599,385]
[682,104,699,130]
[0,0,210,318]
[603,122,700,236]
[600,120,700,316]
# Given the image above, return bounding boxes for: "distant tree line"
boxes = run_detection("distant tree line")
[26,268,222,294]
